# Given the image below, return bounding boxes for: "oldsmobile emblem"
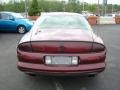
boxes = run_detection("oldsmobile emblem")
[59,44,65,52]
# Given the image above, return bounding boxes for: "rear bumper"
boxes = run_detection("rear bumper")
[17,61,106,76]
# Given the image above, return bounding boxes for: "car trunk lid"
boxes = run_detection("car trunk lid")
[31,29,93,41]
[30,29,94,53]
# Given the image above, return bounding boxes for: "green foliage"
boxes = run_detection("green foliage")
[28,0,40,16]
[0,4,4,11]
[2,1,25,12]
[1,0,120,15]
[66,0,81,13]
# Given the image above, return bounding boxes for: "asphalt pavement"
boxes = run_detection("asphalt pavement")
[0,25,120,90]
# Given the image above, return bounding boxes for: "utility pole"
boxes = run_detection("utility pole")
[112,4,114,13]
[105,6,107,15]
[102,0,104,16]
[25,0,27,18]
[102,0,107,16]
[82,0,84,11]
[97,0,100,16]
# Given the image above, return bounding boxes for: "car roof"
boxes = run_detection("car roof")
[41,12,83,16]
[0,11,16,14]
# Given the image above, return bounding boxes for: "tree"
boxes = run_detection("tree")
[2,0,120,14]
[66,0,80,12]
[0,4,4,11]
[28,0,40,16]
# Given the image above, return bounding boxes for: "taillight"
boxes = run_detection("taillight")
[92,43,105,52]
[18,42,32,52]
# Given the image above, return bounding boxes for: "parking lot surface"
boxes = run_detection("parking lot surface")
[0,25,120,90]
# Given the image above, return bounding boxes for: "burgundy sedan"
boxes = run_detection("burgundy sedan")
[17,12,106,76]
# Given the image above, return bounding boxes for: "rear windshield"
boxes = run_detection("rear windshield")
[37,15,92,30]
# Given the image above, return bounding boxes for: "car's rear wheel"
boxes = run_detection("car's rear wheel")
[17,26,26,34]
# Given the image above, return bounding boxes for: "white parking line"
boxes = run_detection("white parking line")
[53,78,64,90]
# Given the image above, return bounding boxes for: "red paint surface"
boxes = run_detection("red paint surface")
[17,44,106,75]
[17,29,106,75]
[31,41,92,53]
[18,61,105,75]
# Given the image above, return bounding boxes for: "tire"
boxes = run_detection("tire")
[17,26,26,34]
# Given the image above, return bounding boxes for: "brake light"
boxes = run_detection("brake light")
[18,42,32,52]
[92,43,105,52]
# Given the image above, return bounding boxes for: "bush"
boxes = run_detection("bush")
[0,4,4,11]
[28,0,40,16]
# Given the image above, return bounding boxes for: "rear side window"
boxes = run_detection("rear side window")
[1,13,13,20]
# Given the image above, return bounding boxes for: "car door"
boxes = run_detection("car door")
[0,13,17,32]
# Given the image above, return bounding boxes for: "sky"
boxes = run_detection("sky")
[0,0,120,4]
